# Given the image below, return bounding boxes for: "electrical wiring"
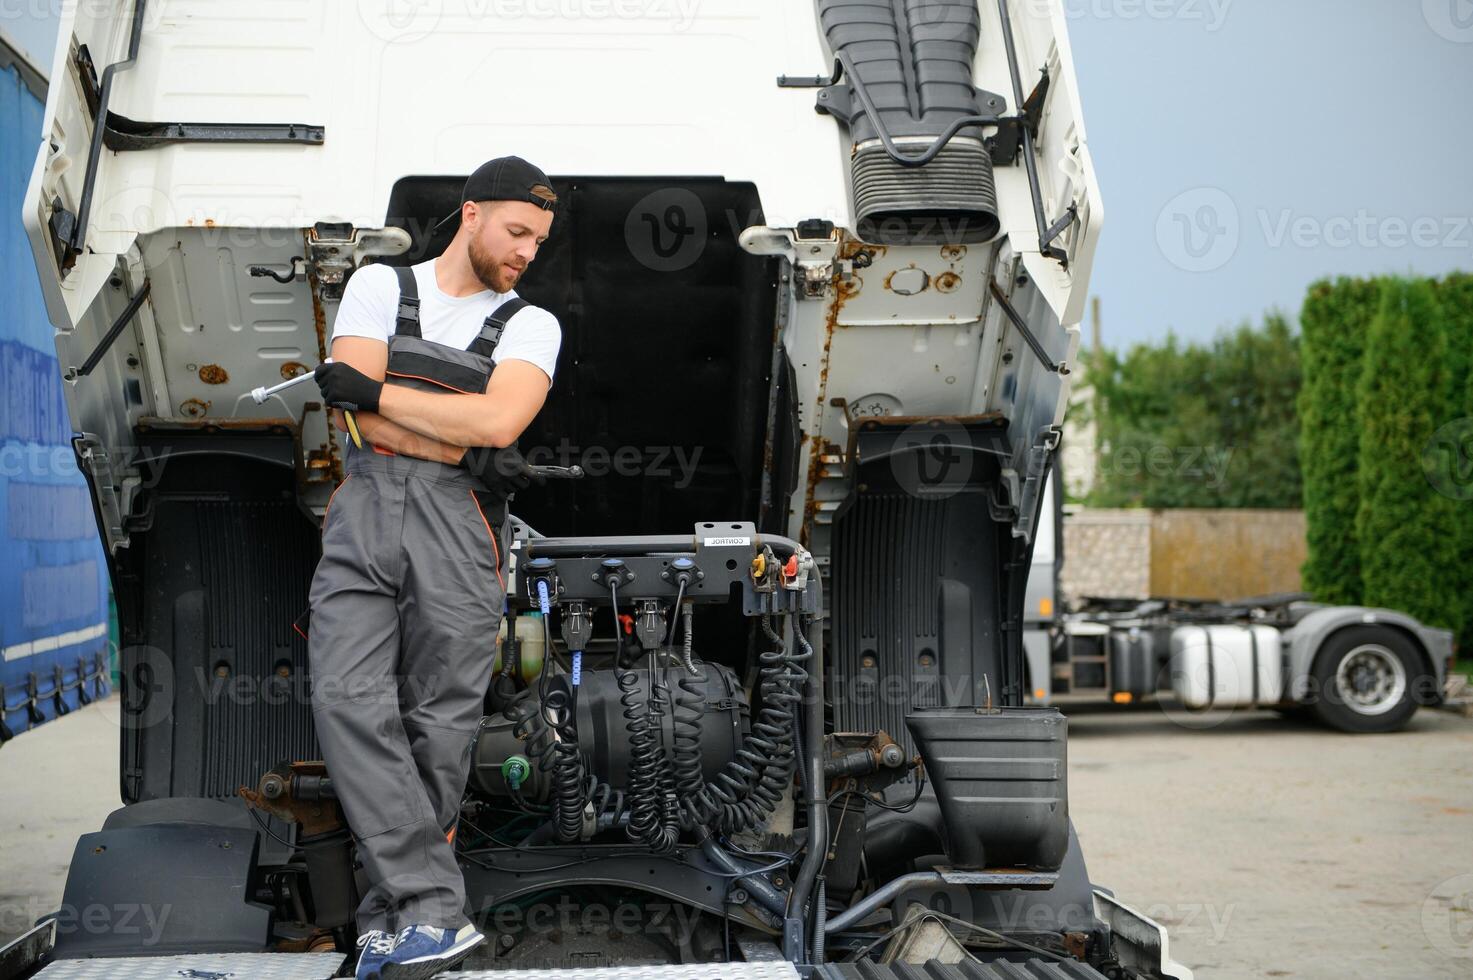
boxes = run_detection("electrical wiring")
[456,810,533,849]
[826,766,927,813]
[245,804,299,851]
[719,837,799,866]
[841,907,1075,965]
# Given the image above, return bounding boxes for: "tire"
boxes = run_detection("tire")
[1308,626,1423,734]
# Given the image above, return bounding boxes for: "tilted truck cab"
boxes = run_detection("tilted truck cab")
[7,2,1199,978]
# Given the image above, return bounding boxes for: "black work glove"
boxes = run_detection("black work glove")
[461,445,545,493]
[314,362,383,413]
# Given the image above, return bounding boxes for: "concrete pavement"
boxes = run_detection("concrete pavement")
[1068,703,1473,979]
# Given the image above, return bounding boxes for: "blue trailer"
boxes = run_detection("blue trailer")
[0,30,111,743]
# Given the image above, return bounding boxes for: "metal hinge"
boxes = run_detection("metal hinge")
[305,224,413,301]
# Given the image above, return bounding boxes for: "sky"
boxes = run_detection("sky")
[1065,0,1473,348]
[0,6,57,72]
[6,2,1470,350]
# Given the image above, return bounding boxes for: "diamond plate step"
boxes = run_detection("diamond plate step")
[33,952,345,979]
[457,967,799,979]
[30,954,802,980]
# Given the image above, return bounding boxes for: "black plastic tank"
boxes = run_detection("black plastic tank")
[905,705,1068,871]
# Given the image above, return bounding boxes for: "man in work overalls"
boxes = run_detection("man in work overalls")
[308,156,559,980]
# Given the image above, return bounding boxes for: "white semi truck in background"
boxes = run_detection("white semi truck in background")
[2,2,1211,979]
[1022,472,1453,734]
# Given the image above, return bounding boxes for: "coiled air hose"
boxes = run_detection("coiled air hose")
[672,613,805,834]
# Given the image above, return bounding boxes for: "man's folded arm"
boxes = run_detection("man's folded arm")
[375,358,550,448]
[328,336,468,464]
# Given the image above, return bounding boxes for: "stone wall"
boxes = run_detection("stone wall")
[1062,508,1307,603]
[1061,509,1152,601]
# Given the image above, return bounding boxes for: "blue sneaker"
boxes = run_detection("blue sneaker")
[379,923,485,979]
[353,928,399,980]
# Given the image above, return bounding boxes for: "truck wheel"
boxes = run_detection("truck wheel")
[1309,626,1421,733]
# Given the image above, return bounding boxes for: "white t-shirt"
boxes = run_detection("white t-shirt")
[330,259,561,386]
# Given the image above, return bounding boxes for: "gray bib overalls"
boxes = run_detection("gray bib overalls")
[307,266,531,934]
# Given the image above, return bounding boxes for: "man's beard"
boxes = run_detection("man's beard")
[468,235,524,293]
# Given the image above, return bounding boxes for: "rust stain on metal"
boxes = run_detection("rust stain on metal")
[940,244,967,263]
[800,266,851,546]
[139,415,297,432]
[935,271,961,293]
[305,252,343,483]
[197,363,229,385]
[281,361,309,381]
[179,398,210,418]
[838,238,884,262]
[857,411,1006,430]
[237,762,342,838]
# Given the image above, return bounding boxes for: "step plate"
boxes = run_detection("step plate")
[457,967,800,979]
[31,955,802,980]
[814,962,1108,979]
[33,956,1105,979]
[34,952,345,979]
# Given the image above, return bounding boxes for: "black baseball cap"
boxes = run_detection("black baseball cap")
[433,156,556,233]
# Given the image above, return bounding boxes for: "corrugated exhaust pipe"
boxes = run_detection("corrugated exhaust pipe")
[852,137,999,244]
[815,0,1002,244]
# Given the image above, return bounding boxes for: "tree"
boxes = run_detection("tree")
[1433,274,1473,636]
[1355,278,1460,633]
[1087,315,1302,509]
[1298,278,1382,605]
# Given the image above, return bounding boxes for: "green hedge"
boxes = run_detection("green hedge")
[1436,273,1473,635]
[1298,278,1381,605]
[1355,279,1460,632]
[1300,274,1472,636]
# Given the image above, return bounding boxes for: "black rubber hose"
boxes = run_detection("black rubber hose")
[613,578,680,852]
[863,793,944,871]
[788,600,829,961]
[689,614,803,833]
[544,688,586,842]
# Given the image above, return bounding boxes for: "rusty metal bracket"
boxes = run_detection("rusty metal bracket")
[238,761,343,838]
